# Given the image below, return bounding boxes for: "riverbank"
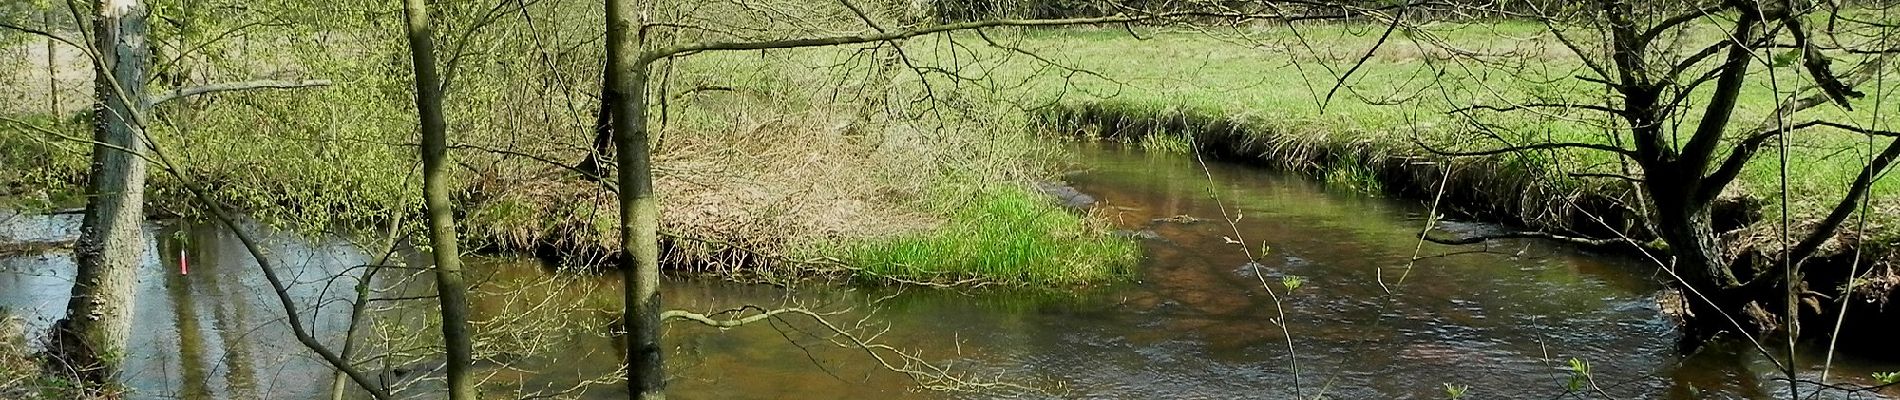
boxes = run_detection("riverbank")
[0,37,1134,286]
[15,143,1894,399]
[995,26,1900,341]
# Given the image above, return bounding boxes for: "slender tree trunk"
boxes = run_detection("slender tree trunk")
[606,0,664,397]
[397,0,478,398]
[46,9,60,115]
[52,0,152,390]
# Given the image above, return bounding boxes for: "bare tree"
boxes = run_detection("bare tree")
[1385,0,1897,340]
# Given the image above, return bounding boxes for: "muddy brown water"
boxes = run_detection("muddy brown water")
[3,144,1897,399]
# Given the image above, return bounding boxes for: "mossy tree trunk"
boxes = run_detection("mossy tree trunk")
[397,0,478,398]
[52,0,153,391]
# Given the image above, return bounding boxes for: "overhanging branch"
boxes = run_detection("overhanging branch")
[1415,137,1637,158]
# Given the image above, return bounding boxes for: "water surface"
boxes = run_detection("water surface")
[2,144,1896,399]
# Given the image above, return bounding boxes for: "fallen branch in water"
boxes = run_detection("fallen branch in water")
[0,240,74,256]
[1421,230,1631,248]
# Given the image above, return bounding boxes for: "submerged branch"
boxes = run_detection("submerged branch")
[662,307,811,329]
[1422,230,1629,248]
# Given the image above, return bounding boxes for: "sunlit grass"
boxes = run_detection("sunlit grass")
[837,187,1137,286]
[952,23,1900,240]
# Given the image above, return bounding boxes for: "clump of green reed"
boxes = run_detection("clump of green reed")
[1322,164,1385,194]
[1137,131,1192,153]
[838,187,1136,286]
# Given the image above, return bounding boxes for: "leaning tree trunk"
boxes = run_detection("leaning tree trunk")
[397,0,478,398]
[605,0,665,397]
[53,0,152,390]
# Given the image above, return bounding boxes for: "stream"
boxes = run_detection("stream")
[3,144,1896,399]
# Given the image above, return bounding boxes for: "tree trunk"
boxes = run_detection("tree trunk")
[52,0,152,390]
[1649,177,1762,337]
[605,0,665,397]
[45,9,60,115]
[397,0,478,398]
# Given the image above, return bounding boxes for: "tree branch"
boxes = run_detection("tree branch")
[1677,13,1762,178]
[1637,4,1730,47]
[1450,102,1622,115]
[661,307,809,329]
[1414,137,1636,158]
[1423,230,1630,248]
[1786,137,1900,264]
[640,11,1308,63]
[1693,56,1891,204]
[148,79,333,105]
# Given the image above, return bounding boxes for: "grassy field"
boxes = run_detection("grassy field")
[938,20,1900,249]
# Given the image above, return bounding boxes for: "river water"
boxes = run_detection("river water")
[2,144,1896,399]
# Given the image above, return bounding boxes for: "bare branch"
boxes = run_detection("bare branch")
[148,79,333,105]
[1423,230,1630,248]
[1694,56,1891,204]
[661,307,808,329]
[0,20,82,50]
[641,11,1303,62]
[1787,138,1900,264]
[1450,103,1621,115]
[1415,137,1636,158]
[1637,4,1730,46]
[1676,13,1763,177]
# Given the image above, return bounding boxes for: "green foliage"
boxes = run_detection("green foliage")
[1443,383,1470,399]
[1874,371,1900,385]
[838,187,1137,285]
[1137,132,1191,153]
[983,25,1900,249]
[1566,358,1591,392]
[1323,164,1385,194]
[1280,275,1303,291]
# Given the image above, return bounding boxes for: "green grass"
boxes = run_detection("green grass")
[836,186,1137,286]
[0,7,1144,286]
[929,21,1900,244]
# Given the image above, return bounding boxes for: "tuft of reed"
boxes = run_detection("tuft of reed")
[836,187,1137,286]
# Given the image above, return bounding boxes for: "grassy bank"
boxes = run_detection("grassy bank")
[949,23,1900,259]
[0,10,1135,286]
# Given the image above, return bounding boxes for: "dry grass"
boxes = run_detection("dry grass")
[0,16,1122,284]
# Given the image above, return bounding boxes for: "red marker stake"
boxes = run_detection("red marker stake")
[179,247,189,275]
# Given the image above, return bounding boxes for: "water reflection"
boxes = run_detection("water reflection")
[1,144,1897,399]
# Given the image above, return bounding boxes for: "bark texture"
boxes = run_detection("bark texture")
[52,0,153,390]
[606,0,665,397]
[398,0,479,398]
